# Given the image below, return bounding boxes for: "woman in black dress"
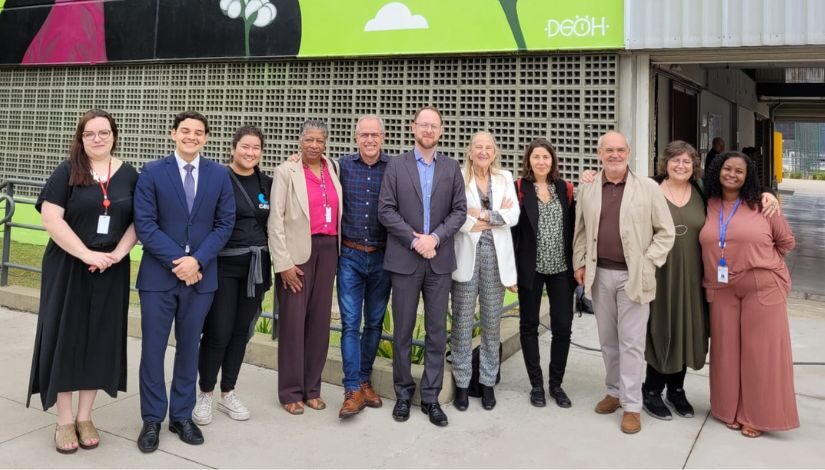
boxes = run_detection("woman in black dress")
[192,125,272,425]
[26,110,138,453]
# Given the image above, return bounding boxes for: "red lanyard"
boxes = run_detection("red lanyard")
[96,158,112,214]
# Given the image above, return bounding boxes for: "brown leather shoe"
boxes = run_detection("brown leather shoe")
[595,395,621,414]
[621,412,641,434]
[338,390,366,419]
[360,381,383,408]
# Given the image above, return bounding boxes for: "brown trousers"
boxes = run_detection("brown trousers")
[708,269,799,431]
[276,235,338,404]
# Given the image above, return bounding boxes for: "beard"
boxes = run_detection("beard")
[415,137,438,150]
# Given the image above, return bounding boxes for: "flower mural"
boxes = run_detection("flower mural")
[219,0,277,56]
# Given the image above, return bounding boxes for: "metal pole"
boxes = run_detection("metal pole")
[1,182,15,286]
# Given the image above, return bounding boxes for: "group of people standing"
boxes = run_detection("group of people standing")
[25,105,799,455]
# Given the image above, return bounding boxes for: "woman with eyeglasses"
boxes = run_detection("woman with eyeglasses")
[27,110,139,453]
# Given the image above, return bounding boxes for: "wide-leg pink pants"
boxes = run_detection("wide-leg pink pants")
[708,269,799,432]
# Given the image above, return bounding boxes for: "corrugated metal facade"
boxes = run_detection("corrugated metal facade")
[626,0,825,49]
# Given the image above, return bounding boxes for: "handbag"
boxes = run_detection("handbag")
[467,342,503,397]
[575,285,594,315]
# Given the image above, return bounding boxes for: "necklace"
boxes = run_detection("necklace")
[663,179,690,237]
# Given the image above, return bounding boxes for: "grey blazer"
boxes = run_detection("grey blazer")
[378,150,467,275]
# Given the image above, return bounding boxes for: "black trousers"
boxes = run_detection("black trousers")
[643,364,687,394]
[518,271,573,389]
[198,253,271,393]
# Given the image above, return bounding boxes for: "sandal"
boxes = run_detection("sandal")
[75,420,100,449]
[304,398,326,410]
[725,422,742,430]
[54,423,78,454]
[741,426,763,438]
[283,402,304,415]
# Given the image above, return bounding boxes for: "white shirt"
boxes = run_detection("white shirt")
[174,152,200,198]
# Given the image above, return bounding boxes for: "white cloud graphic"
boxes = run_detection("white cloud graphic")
[364,2,429,32]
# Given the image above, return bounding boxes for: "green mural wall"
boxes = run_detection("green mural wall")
[0,0,623,65]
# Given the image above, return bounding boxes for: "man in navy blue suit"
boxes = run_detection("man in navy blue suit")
[134,111,235,453]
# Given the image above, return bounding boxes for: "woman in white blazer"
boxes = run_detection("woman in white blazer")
[451,131,520,411]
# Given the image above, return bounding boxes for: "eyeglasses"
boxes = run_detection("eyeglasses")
[82,130,112,141]
[668,158,693,167]
[415,122,441,131]
[357,132,383,141]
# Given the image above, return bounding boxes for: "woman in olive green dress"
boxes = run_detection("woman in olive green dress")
[642,141,709,420]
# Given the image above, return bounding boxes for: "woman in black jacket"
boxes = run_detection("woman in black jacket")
[512,138,577,409]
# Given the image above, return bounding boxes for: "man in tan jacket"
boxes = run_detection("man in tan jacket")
[573,130,674,434]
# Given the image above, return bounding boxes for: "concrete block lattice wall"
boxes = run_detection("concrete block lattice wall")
[0,54,617,194]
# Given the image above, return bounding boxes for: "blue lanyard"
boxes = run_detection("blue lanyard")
[718,198,741,263]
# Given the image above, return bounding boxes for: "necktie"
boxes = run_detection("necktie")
[184,164,195,213]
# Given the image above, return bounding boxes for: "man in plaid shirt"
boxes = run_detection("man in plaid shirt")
[336,115,393,419]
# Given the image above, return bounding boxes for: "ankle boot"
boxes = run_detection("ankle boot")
[454,387,469,411]
[481,385,496,410]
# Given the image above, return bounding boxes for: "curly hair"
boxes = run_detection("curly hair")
[703,151,762,210]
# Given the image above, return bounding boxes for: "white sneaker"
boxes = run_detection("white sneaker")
[192,391,213,425]
[218,391,251,421]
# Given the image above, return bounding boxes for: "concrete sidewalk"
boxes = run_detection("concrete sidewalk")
[1,298,823,469]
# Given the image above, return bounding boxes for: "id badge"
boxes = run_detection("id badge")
[325,206,332,224]
[717,265,729,284]
[97,215,111,235]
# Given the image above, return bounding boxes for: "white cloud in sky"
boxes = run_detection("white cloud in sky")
[364,2,429,32]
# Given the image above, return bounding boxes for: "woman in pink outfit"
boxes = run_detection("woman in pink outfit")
[699,151,798,438]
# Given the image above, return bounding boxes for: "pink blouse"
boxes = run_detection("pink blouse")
[303,163,339,236]
[699,198,795,296]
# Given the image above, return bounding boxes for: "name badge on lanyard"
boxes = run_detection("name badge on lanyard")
[717,199,741,284]
[325,206,332,224]
[95,159,113,235]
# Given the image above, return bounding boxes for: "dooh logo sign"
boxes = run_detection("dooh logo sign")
[545,16,611,38]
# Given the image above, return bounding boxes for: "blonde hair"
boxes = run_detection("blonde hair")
[463,131,501,184]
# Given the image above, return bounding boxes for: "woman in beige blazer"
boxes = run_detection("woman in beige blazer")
[267,119,342,415]
[450,131,519,410]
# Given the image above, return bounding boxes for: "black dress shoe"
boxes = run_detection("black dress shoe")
[169,419,204,445]
[529,386,546,407]
[392,399,411,422]
[481,385,496,410]
[454,387,469,411]
[137,421,160,453]
[549,386,572,408]
[421,402,448,427]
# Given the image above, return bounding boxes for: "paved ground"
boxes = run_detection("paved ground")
[1,298,823,469]
[778,179,825,300]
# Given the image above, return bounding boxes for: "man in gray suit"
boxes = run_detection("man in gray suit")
[378,106,467,427]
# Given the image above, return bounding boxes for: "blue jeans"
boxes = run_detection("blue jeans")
[337,246,392,391]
